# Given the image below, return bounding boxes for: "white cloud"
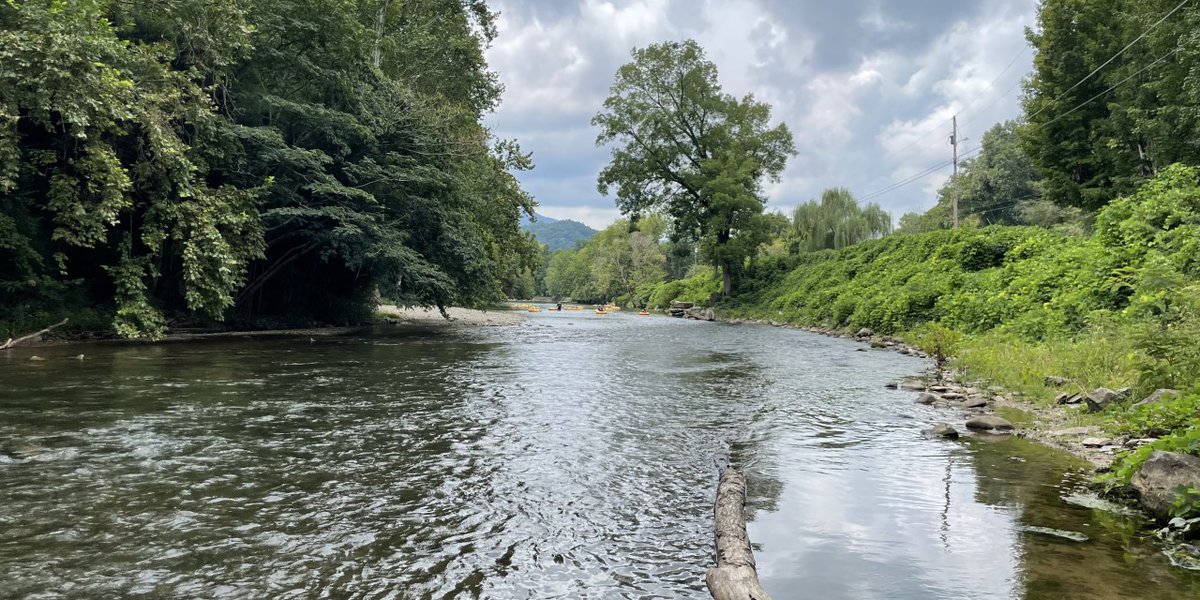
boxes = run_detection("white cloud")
[485,0,1039,228]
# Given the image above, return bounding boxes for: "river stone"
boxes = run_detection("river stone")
[28,355,45,361]
[1134,389,1180,408]
[1018,525,1089,543]
[940,392,965,401]
[915,393,940,405]
[962,397,989,409]
[1081,438,1113,448]
[855,327,874,338]
[1085,387,1122,413]
[1132,451,1200,521]
[1055,392,1084,405]
[965,415,1015,432]
[900,380,926,391]
[1043,376,1068,387]
[929,423,959,439]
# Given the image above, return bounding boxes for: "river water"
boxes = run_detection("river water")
[1,311,1197,599]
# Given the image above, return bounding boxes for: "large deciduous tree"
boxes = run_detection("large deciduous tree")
[592,40,795,296]
[1021,0,1200,210]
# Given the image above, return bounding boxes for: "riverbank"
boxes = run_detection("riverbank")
[718,317,1119,468]
[1,306,526,351]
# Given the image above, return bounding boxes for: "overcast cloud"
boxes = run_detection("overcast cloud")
[484,0,1038,229]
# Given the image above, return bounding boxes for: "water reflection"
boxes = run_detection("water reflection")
[1,317,1197,598]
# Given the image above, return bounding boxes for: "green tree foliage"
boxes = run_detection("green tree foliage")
[592,40,796,296]
[543,217,668,305]
[790,188,892,252]
[1022,0,1200,210]
[0,0,536,337]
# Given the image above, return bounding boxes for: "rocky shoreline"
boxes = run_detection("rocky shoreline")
[713,312,1200,542]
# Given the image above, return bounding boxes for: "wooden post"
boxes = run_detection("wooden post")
[706,466,774,600]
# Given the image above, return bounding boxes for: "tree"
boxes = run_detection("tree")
[791,189,892,252]
[1021,0,1200,210]
[1,0,537,337]
[593,40,795,296]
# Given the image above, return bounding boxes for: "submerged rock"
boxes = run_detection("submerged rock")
[928,423,959,439]
[1018,525,1089,543]
[1132,451,1200,521]
[915,393,939,405]
[0,442,48,460]
[965,415,1015,432]
[1061,493,1144,517]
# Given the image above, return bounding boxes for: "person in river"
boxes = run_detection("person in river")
[556,303,562,311]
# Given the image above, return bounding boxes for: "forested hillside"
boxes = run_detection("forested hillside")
[0,0,538,338]
[522,215,597,252]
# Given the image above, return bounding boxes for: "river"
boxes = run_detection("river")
[1,310,1197,599]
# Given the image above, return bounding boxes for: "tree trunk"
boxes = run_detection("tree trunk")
[706,467,773,600]
[721,262,732,297]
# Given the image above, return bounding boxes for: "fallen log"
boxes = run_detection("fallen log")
[707,466,774,600]
[0,318,68,350]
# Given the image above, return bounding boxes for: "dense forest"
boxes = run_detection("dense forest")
[1,0,539,338]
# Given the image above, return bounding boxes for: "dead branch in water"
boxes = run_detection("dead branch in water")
[1,318,68,350]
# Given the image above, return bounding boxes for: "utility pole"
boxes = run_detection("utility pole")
[950,116,959,229]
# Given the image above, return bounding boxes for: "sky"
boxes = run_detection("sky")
[483,0,1039,230]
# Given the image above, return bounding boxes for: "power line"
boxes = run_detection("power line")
[1025,0,1190,122]
[1032,46,1181,131]
[860,145,982,202]
[859,0,1189,208]
[862,34,1183,204]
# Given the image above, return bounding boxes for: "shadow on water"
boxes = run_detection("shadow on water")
[1,316,1197,599]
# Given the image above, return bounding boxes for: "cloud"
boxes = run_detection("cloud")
[485,0,1039,227]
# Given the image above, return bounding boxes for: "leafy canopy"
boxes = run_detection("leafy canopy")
[592,39,795,295]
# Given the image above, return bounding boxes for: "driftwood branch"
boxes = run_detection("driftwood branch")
[1,318,69,350]
[707,466,774,600]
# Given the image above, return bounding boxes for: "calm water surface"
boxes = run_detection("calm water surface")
[1,311,1197,599]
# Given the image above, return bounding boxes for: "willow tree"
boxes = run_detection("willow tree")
[791,188,892,252]
[593,40,795,296]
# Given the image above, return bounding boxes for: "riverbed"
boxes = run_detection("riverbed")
[1,310,1197,598]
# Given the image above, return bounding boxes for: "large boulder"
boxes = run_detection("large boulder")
[1134,389,1180,408]
[855,327,874,339]
[1085,387,1124,413]
[965,415,1015,432]
[1131,451,1200,521]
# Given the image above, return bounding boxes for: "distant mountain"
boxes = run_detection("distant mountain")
[521,213,597,252]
